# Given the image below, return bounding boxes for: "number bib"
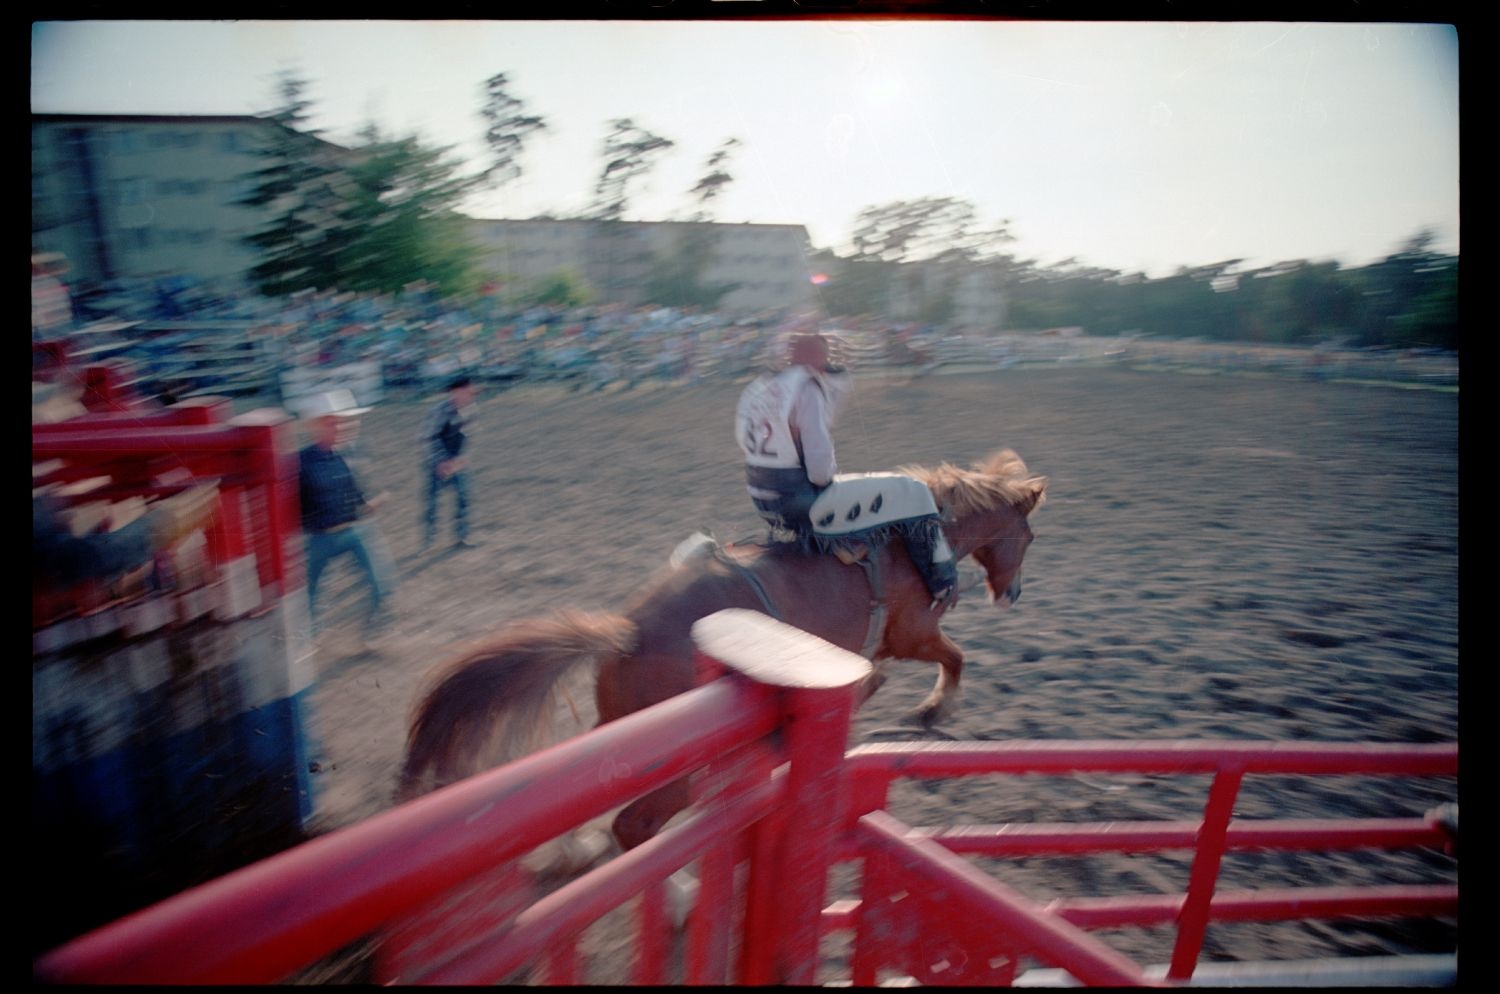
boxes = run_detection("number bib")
[736,367,811,470]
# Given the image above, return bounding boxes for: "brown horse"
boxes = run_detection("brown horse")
[398,449,1047,851]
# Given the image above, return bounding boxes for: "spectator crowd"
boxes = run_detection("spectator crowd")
[39,265,1459,400]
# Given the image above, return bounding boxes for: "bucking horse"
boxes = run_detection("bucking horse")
[396,448,1046,855]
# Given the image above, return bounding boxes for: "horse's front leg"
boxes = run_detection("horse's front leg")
[853,660,889,709]
[906,631,964,728]
[613,777,693,851]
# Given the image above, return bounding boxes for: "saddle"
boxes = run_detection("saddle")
[809,473,940,538]
[669,529,889,659]
[810,474,957,606]
[682,474,957,655]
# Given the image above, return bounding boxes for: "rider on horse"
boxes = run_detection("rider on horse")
[735,329,958,607]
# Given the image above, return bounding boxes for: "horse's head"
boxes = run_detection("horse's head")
[969,513,1035,606]
[906,450,1047,607]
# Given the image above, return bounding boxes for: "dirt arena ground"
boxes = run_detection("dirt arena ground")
[298,362,1458,981]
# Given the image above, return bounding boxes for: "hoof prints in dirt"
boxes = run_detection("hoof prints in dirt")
[1282,629,1350,648]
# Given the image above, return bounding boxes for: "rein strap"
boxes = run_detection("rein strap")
[713,547,782,622]
[712,541,885,660]
[853,554,887,659]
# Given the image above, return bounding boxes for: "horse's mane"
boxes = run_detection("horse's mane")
[900,449,1048,518]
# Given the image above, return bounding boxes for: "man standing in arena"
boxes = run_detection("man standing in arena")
[422,374,478,550]
[297,390,392,642]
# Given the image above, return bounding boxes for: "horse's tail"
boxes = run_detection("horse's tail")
[397,610,638,802]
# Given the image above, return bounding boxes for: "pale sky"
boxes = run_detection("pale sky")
[31,19,1459,277]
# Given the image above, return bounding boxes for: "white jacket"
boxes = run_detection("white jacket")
[735,365,851,486]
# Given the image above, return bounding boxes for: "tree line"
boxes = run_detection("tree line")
[239,70,738,309]
[239,70,1456,352]
[999,234,1457,350]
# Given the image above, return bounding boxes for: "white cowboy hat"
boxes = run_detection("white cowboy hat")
[295,389,372,420]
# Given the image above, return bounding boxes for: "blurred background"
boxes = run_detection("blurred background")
[30,14,1461,972]
[31,19,1458,407]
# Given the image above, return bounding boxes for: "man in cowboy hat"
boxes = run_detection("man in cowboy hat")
[296,390,393,645]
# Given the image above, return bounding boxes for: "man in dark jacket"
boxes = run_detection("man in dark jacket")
[421,374,478,550]
[297,390,391,636]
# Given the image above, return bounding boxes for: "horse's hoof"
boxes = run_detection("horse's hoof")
[526,827,617,880]
[905,701,946,728]
[665,869,699,930]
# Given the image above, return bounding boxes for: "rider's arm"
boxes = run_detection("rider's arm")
[792,382,837,487]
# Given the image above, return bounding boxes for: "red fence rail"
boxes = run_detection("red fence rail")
[33,610,1458,986]
[33,401,302,628]
[839,740,1456,985]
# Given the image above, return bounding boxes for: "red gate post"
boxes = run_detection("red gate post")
[1169,764,1245,980]
[690,609,871,985]
[737,798,789,984]
[228,410,298,604]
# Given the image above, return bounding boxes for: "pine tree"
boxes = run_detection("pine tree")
[238,71,350,297]
[332,126,478,296]
[478,72,548,189]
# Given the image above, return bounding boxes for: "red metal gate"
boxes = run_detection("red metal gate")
[33,609,1457,986]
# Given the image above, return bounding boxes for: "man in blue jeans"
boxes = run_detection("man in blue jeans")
[297,390,392,641]
[422,374,478,550]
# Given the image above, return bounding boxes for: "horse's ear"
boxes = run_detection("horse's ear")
[1019,476,1048,515]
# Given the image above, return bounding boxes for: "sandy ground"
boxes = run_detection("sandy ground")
[296,363,1458,981]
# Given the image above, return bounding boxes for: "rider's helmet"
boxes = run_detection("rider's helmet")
[772,318,847,374]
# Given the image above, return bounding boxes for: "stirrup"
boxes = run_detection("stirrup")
[929,585,958,611]
[924,559,960,610]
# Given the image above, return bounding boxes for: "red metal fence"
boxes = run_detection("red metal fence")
[33,609,1458,986]
[840,740,1457,985]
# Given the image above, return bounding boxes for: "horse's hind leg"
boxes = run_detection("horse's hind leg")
[595,654,697,851]
[907,632,964,728]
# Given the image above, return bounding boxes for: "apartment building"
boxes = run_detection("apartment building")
[31,114,307,290]
[31,113,825,318]
[466,217,819,314]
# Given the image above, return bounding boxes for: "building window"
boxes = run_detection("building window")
[225,179,256,205]
[115,178,146,206]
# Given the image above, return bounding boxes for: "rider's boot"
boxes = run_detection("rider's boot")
[908,520,959,608]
